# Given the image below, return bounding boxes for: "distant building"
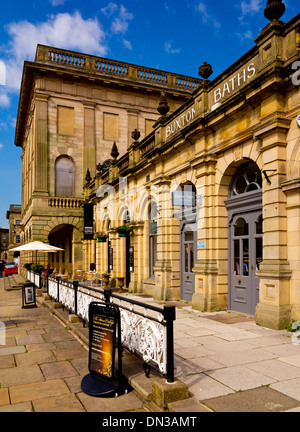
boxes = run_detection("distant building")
[0,228,9,260]
[6,204,22,261]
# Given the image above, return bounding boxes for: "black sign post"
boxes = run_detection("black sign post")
[81,301,125,397]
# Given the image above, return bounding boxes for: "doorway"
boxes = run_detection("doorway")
[226,162,263,315]
[180,222,197,302]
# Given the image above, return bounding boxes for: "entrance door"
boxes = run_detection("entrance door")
[181,223,197,302]
[230,211,263,315]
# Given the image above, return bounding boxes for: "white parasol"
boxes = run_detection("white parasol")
[10,241,64,263]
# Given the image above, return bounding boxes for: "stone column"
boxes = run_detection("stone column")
[34,93,49,195]
[255,118,292,329]
[192,155,219,311]
[282,179,300,321]
[83,102,96,182]
[129,221,144,293]
[153,177,180,300]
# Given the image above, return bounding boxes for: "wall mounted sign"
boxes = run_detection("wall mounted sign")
[84,203,94,240]
[197,240,206,250]
[166,106,196,139]
[129,246,134,273]
[213,62,256,105]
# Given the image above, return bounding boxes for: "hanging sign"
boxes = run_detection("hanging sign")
[129,246,134,273]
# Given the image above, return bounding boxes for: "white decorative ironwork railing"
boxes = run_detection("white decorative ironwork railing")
[44,275,175,381]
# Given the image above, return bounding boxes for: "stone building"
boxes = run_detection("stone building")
[15,44,202,276]
[6,205,22,261]
[84,2,300,329]
[0,228,9,260]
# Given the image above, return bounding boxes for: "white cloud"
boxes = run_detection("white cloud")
[49,0,67,6]
[0,92,10,108]
[0,143,4,150]
[195,2,221,30]
[110,5,133,35]
[240,0,263,16]
[101,2,118,17]
[4,11,108,92]
[123,39,132,50]
[165,42,180,54]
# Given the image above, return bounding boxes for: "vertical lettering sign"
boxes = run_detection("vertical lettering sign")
[129,246,134,273]
[84,203,94,240]
[89,304,117,380]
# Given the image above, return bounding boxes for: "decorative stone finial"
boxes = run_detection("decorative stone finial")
[110,142,119,159]
[132,129,141,142]
[157,92,170,117]
[198,61,213,80]
[85,168,91,183]
[264,0,286,22]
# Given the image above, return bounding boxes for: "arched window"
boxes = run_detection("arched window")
[149,201,158,278]
[229,162,262,198]
[55,156,75,196]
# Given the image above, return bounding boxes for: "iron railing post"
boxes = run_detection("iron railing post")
[163,305,176,383]
[56,276,61,303]
[73,280,78,315]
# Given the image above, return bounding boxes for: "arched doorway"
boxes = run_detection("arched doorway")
[48,224,78,276]
[225,162,263,315]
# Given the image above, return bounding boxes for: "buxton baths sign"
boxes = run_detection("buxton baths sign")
[166,106,196,139]
[213,62,256,105]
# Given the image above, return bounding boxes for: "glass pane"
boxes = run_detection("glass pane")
[256,237,263,270]
[234,218,249,236]
[246,163,259,183]
[234,240,240,275]
[256,215,263,235]
[243,239,249,276]
[235,176,247,194]
[185,246,189,272]
[185,231,193,242]
[190,245,194,272]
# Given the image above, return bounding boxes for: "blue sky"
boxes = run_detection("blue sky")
[0,0,298,228]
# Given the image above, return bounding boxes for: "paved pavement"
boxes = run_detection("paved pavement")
[1,276,300,412]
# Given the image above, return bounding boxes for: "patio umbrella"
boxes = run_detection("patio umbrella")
[10,241,64,264]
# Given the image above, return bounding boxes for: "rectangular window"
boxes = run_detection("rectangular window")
[57,106,74,135]
[103,113,119,141]
[145,119,155,136]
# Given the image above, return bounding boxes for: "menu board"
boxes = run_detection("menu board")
[89,307,117,380]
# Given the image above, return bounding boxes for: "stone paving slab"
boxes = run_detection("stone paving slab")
[202,386,300,412]
[0,388,9,406]
[14,349,57,366]
[271,378,300,402]
[205,365,276,391]
[0,401,33,412]
[39,360,79,380]
[77,390,147,412]
[0,364,44,387]
[32,393,86,412]
[9,379,70,404]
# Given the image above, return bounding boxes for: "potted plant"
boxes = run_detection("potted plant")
[31,264,45,274]
[95,232,108,243]
[116,224,133,237]
[24,263,33,271]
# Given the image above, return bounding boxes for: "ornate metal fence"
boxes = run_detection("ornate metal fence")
[46,275,175,382]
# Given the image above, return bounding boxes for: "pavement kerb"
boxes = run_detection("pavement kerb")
[37,292,208,412]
